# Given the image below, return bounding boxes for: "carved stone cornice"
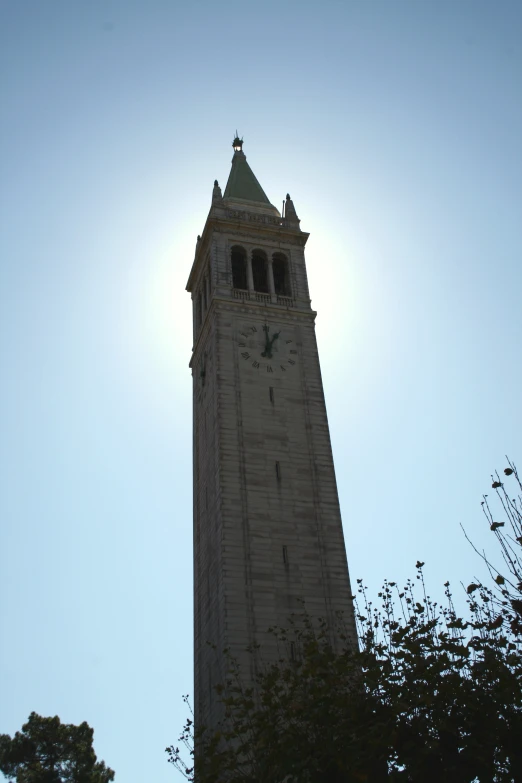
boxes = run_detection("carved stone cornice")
[224,208,282,226]
[224,228,304,250]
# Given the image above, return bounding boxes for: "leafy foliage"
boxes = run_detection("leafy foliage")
[168,565,522,782]
[0,713,114,783]
[463,457,522,637]
[168,463,522,782]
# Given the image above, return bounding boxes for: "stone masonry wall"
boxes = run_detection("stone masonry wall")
[192,223,356,733]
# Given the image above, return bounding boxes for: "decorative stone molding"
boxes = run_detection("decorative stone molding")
[226,209,282,226]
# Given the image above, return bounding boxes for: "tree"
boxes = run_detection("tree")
[0,713,114,783]
[168,568,522,781]
[463,457,522,637]
[168,464,522,782]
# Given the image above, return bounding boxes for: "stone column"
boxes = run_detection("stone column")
[246,253,254,292]
[267,257,276,300]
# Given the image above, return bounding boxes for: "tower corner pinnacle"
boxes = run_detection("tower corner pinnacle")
[212,179,223,204]
[283,193,301,228]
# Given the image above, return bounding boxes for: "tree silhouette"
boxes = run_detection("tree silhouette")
[0,713,114,783]
[168,464,522,782]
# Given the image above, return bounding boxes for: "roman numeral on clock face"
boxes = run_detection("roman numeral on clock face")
[241,352,251,360]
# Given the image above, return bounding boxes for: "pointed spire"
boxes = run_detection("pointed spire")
[223,136,272,206]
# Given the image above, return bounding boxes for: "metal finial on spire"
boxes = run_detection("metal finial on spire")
[232,132,243,151]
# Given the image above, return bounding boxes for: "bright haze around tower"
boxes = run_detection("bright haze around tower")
[1,2,521,783]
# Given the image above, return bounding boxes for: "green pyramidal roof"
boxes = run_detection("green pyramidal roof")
[223,151,271,204]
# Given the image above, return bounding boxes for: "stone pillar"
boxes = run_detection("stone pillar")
[267,256,276,299]
[246,252,254,292]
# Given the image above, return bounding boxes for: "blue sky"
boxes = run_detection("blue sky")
[1,1,521,781]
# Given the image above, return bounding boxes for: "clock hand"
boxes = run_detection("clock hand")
[261,331,281,360]
[261,325,271,358]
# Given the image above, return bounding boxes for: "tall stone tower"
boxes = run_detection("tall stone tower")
[187,138,357,730]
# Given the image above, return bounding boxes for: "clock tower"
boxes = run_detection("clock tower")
[187,138,357,730]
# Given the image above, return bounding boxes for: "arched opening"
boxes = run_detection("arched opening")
[252,251,269,293]
[273,253,291,296]
[231,246,247,290]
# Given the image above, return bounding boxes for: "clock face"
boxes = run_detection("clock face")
[237,322,298,375]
